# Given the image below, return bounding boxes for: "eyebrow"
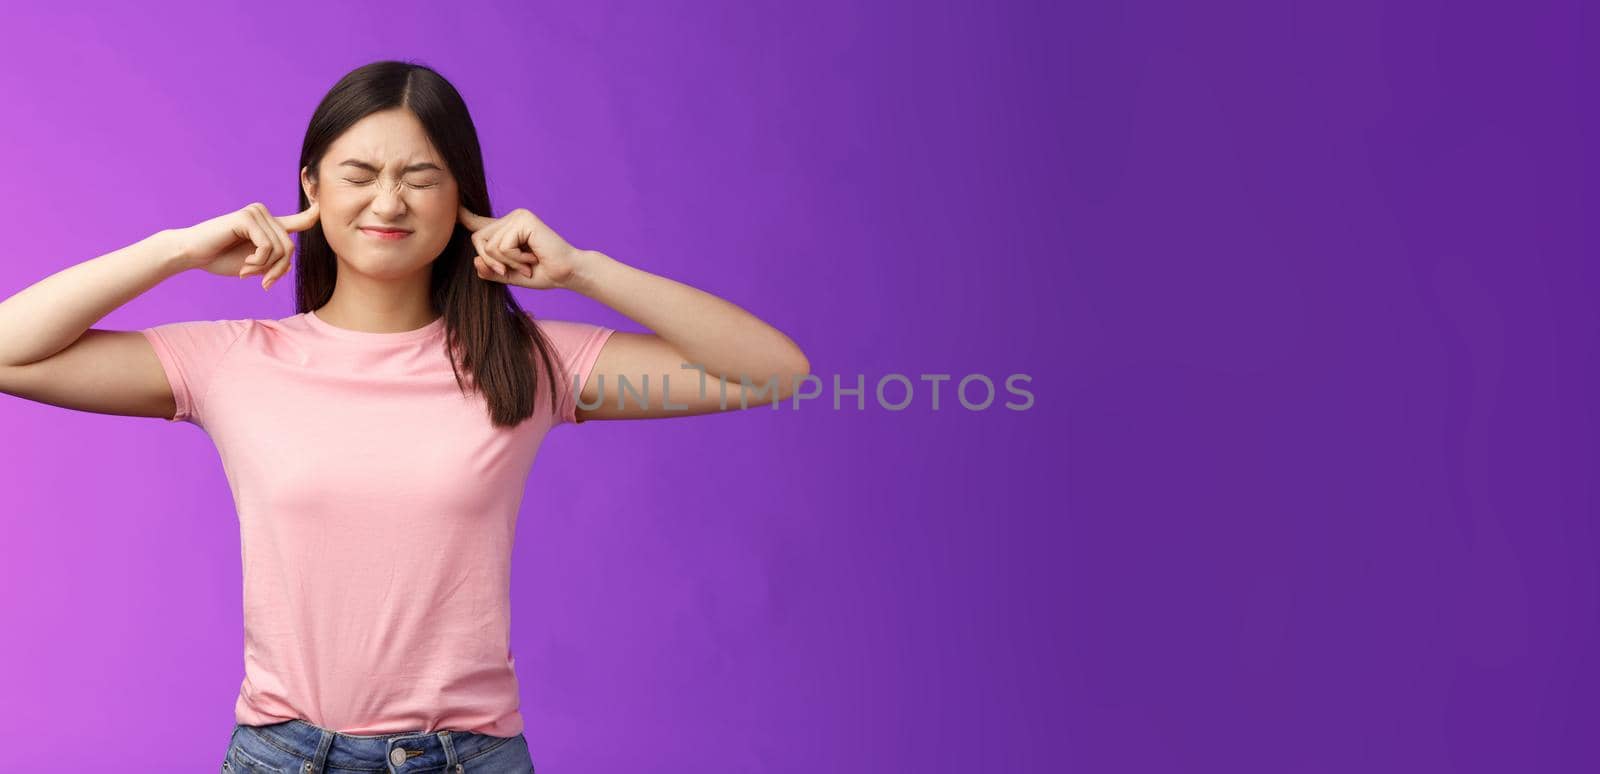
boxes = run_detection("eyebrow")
[337,159,443,174]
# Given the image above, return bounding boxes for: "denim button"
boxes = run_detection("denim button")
[390,747,407,766]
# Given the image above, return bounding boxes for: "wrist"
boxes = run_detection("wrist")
[146,229,197,275]
[563,249,615,295]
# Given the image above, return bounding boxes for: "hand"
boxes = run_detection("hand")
[458,205,587,290]
[172,201,320,291]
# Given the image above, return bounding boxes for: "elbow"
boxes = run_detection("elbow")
[782,343,810,383]
[777,350,811,401]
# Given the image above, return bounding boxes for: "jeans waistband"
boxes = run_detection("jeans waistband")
[244,718,517,771]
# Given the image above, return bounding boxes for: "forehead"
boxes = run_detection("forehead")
[324,109,444,170]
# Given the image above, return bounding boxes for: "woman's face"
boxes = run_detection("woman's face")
[301,108,458,277]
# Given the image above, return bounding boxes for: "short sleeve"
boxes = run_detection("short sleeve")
[140,319,252,425]
[534,318,616,425]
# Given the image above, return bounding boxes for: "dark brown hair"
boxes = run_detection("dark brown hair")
[292,60,564,428]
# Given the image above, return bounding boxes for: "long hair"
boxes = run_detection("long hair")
[292,60,564,428]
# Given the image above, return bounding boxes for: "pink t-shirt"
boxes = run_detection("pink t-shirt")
[140,309,614,737]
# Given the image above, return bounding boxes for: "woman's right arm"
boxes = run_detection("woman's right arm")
[0,201,316,420]
[0,231,194,419]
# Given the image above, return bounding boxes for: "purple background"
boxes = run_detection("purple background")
[0,1,1591,772]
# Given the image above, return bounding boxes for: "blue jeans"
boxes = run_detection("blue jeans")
[221,719,535,773]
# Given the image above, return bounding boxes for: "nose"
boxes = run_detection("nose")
[369,180,409,219]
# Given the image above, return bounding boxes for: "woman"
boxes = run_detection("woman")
[0,60,809,773]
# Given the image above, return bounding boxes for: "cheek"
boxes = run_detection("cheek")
[415,224,456,258]
[315,197,359,227]
[412,201,459,245]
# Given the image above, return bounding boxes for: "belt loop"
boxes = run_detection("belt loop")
[308,726,335,773]
[439,729,460,769]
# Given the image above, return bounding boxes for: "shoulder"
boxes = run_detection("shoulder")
[140,318,258,356]
[142,317,258,335]
[525,315,616,370]
[530,316,609,340]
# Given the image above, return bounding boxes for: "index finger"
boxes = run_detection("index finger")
[458,203,495,232]
[276,200,321,233]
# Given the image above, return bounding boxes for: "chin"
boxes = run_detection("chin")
[330,252,419,276]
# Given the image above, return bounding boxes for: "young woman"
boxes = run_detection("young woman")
[0,60,809,773]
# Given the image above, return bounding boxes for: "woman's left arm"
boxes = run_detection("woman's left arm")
[461,205,812,421]
[567,250,812,420]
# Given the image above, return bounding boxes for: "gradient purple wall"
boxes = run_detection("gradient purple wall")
[0,1,1591,772]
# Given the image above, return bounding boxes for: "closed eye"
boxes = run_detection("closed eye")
[342,178,438,189]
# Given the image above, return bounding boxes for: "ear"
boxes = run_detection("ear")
[300,165,318,205]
